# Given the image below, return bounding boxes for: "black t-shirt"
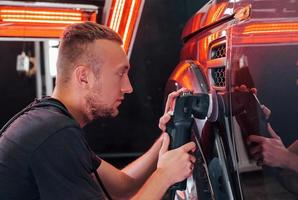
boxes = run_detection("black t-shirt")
[0,98,107,200]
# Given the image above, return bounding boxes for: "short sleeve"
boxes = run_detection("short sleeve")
[30,126,106,200]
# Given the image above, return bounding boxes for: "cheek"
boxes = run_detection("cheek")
[98,83,118,103]
[94,75,121,102]
[105,76,122,92]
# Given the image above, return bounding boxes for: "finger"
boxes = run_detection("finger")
[189,164,194,171]
[250,88,257,94]
[249,144,262,155]
[159,124,166,132]
[267,123,280,139]
[190,146,196,153]
[159,113,171,128]
[159,132,170,156]
[261,105,271,119]
[164,92,178,114]
[158,113,172,131]
[239,84,249,92]
[181,141,196,152]
[256,159,264,166]
[164,88,190,114]
[189,155,196,164]
[187,165,194,177]
[247,135,266,144]
[252,152,263,161]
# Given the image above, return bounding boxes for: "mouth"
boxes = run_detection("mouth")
[116,98,124,105]
[117,97,124,101]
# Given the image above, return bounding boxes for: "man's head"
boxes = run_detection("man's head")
[55,22,133,124]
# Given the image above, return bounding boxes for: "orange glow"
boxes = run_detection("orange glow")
[198,37,208,64]
[235,35,298,44]
[234,22,298,44]
[243,22,298,34]
[205,3,228,26]
[1,26,64,38]
[107,0,143,53]
[180,76,193,90]
[171,61,200,90]
[0,9,81,16]
[172,63,193,90]
[0,6,97,38]
[180,42,197,60]
[207,32,220,46]
[172,63,190,80]
[110,0,125,32]
[182,13,204,40]
[0,7,85,24]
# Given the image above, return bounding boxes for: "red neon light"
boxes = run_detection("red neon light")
[171,62,194,90]
[107,0,142,52]
[0,7,85,24]
[234,22,298,44]
[205,3,228,26]
[243,22,298,34]
[0,6,97,38]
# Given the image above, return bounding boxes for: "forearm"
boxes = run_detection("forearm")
[122,136,162,181]
[130,169,170,200]
[130,139,196,200]
[283,151,298,173]
[97,136,163,199]
[97,160,138,199]
[288,140,298,154]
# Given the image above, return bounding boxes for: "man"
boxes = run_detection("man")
[0,22,196,200]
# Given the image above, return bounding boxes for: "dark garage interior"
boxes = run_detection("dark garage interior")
[0,0,297,200]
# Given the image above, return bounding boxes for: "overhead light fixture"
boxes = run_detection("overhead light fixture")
[0,2,98,38]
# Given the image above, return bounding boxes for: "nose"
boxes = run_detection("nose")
[121,74,133,94]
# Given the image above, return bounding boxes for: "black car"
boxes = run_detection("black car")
[165,1,298,199]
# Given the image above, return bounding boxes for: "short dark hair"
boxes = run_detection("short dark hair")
[56,22,123,83]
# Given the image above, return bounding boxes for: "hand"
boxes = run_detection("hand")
[247,124,289,168]
[159,88,191,132]
[234,84,257,94]
[157,133,196,186]
[234,84,271,119]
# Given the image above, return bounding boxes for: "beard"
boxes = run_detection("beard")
[85,93,119,121]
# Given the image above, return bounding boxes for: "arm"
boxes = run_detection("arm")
[97,134,196,199]
[97,134,163,199]
[98,88,194,199]
[288,140,298,154]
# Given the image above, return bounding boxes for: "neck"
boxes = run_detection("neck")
[51,87,89,127]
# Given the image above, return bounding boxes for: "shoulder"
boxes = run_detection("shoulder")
[2,103,81,152]
[31,126,100,173]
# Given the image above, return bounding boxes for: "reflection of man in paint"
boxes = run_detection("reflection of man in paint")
[232,56,298,194]
[296,60,298,87]
[231,55,297,172]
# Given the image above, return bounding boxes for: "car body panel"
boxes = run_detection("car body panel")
[165,0,298,199]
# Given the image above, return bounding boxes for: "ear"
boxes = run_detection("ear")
[74,65,90,88]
